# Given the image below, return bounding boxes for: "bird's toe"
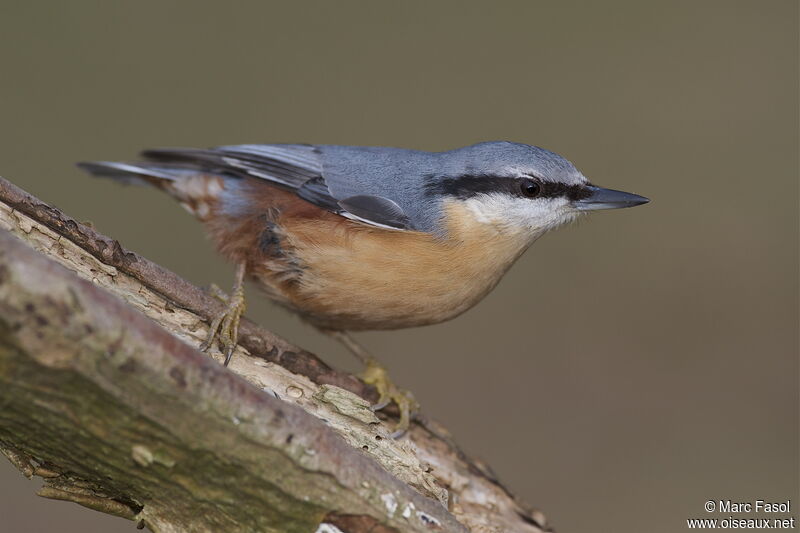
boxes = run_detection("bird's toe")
[361,361,419,438]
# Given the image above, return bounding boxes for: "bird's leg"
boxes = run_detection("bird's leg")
[206,283,230,302]
[200,262,246,366]
[324,330,419,438]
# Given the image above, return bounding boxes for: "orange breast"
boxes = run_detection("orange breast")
[202,179,532,331]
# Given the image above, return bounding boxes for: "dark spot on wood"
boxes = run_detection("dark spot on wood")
[105,331,125,357]
[264,346,279,359]
[118,358,137,373]
[169,366,187,388]
[64,218,79,233]
[119,497,144,515]
[285,433,294,444]
[99,239,138,268]
[417,511,443,530]
[517,510,549,530]
[362,445,368,451]
[245,335,265,352]
[24,303,35,313]
[34,315,49,327]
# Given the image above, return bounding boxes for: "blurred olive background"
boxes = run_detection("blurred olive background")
[0,1,797,532]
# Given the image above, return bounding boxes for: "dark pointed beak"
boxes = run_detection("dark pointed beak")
[574,186,650,211]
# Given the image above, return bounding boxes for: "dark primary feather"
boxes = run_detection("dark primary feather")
[141,145,320,187]
[337,195,412,229]
[297,177,341,212]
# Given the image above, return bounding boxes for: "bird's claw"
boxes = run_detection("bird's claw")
[370,397,392,412]
[361,360,419,438]
[200,285,246,366]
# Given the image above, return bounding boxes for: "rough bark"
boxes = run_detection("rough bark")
[0,177,551,533]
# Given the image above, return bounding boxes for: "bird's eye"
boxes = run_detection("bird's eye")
[520,178,542,198]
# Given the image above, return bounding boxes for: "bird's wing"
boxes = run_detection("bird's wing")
[142,144,416,230]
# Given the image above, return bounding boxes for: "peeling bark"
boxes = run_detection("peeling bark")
[0,177,551,533]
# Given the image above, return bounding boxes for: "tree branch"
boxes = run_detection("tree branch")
[0,177,550,533]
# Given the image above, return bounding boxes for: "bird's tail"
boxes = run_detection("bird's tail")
[77,160,227,221]
[76,160,202,186]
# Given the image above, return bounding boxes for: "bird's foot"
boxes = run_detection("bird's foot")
[361,360,419,438]
[200,283,246,366]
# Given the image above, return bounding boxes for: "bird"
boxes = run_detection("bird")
[78,141,649,436]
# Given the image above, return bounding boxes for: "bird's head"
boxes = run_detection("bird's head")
[431,141,649,238]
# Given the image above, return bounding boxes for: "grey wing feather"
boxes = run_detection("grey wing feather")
[297,177,340,212]
[338,195,413,230]
[142,144,321,188]
[140,144,418,231]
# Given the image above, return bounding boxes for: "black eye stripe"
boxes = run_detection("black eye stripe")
[428,175,592,201]
[537,180,593,201]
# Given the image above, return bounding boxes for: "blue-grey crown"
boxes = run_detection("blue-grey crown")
[439,141,585,185]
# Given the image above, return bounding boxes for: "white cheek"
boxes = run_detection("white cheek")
[464,194,578,234]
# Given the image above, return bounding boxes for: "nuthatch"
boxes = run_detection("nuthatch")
[79,141,649,435]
